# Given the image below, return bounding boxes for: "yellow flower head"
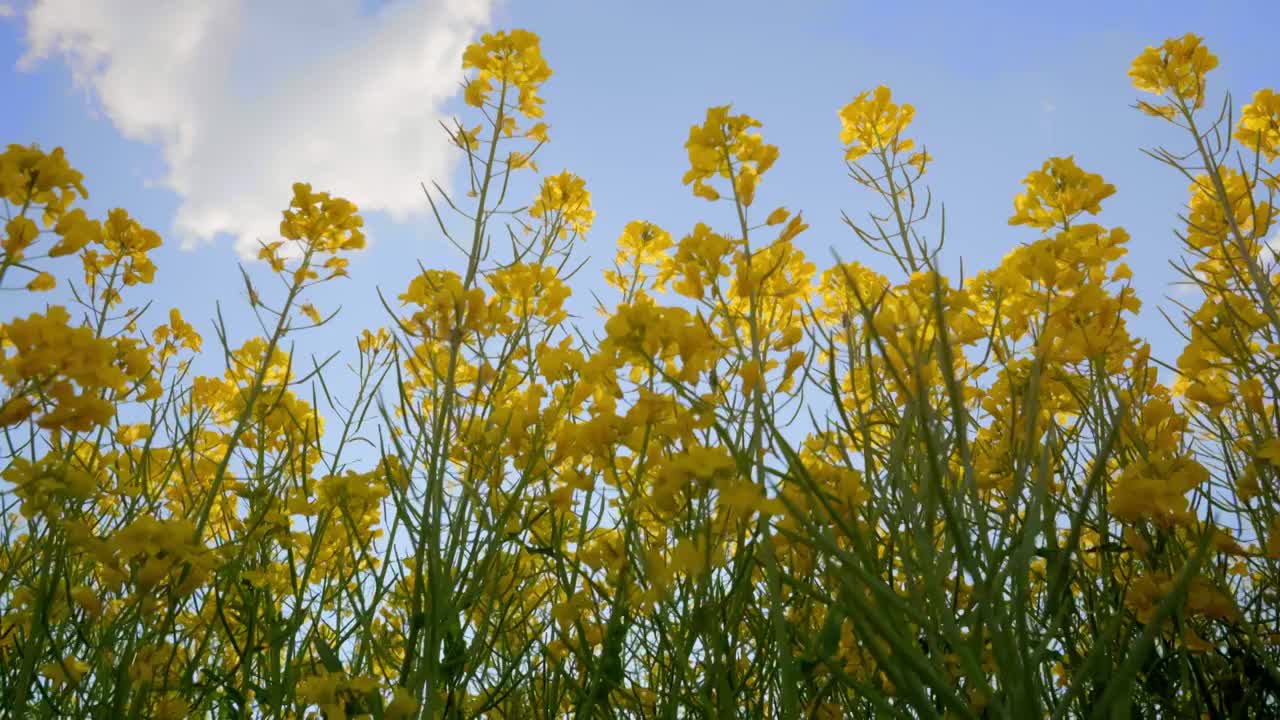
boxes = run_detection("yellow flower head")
[1009,156,1115,231]
[279,182,366,256]
[160,308,203,354]
[462,29,552,119]
[400,269,491,341]
[0,305,156,433]
[817,261,891,327]
[1235,88,1280,162]
[488,262,571,328]
[51,208,103,257]
[0,144,88,225]
[3,216,39,262]
[839,85,916,162]
[668,222,736,300]
[530,171,594,239]
[1129,33,1218,109]
[607,220,673,295]
[682,106,779,205]
[81,209,163,298]
[26,271,55,292]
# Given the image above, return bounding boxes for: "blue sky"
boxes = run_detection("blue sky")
[2,0,1278,382]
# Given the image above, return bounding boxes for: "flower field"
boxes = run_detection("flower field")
[2,29,1280,718]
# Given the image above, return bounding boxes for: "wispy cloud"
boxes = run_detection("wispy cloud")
[19,0,491,257]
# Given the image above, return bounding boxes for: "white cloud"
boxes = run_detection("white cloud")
[20,0,491,257]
